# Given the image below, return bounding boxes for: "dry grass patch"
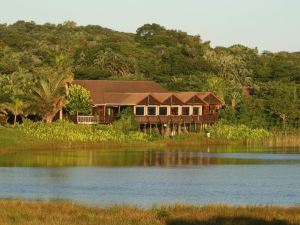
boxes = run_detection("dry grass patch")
[0,200,299,225]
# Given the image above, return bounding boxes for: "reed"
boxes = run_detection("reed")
[265,132,300,147]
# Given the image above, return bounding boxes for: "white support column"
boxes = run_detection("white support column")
[59,109,63,120]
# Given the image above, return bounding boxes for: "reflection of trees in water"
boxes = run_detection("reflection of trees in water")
[143,151,213,167]
[1,150,214,167]
[1,150,273,167]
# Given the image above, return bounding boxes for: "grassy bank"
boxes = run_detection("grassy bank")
[0,126,276,153]
[0,127,136,152]
[0,200,299,225]
[0,127,43,152]
[1,121,300,152]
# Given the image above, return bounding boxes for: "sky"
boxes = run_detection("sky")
[0,0,299,52]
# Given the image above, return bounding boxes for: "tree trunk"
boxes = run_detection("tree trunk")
[13,107,18,125]
[13,114,17,125]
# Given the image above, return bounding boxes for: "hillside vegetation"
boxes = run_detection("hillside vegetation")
[0,21,300,130]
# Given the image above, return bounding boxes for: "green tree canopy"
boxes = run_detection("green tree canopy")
[30,65,73,123]
[65,84,92,116]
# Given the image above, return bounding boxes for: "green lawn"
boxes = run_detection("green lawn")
[0,127,68,152]
[0,127,29,150]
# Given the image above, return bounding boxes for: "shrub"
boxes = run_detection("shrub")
[207,122,273,142]
[16,119,149,143]
[113,108,139,132]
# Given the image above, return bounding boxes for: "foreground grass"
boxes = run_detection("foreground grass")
[0,200,299,225]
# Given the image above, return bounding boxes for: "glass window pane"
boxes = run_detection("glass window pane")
[159,107,168,115]
[171,107,179,115]
[193,107,199,115]
[148,107,156,115]
[136,107,144,116]
[182,107,190,115]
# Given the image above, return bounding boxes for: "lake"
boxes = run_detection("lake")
[0,148,300,206]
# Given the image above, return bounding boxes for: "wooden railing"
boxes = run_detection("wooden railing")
[99,116,117,124]
[77,116,98,124]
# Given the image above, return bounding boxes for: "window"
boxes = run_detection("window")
[159,107,168,116]
[182,107,190,116]
[147,106,157,115]
[171,107,179,115]
[135,106,145,116]
[193,107,200,116]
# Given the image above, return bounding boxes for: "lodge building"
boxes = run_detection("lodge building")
[72,80,223,132]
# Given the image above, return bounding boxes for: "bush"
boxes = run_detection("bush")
[113,108,139,132]
[17,119,149,143]
[207,122,273,142]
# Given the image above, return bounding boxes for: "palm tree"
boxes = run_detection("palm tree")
[1,97,27,125]
[30,67,73,123]
[0,86,11,125]
[0,101,8,123]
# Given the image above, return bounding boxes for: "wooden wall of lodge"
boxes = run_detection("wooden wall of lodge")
[94,104,220,125]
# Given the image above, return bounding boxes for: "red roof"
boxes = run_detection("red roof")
[72,80,223,106]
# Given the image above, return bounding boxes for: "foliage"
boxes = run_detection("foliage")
[0,71,34,124]
[257,81,300,128]
[1,96,27,125]
[220,81,300,130]
[113,108,140,132]
[17,119,149,143]
[29,65,73,123]
[1,21,300,130]
[207,122,273,142]
[65,84,92,115]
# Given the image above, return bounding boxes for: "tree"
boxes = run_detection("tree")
[93,48,138,77]
[0,71,32,124]
[1,21,300,130]
[65,84,92,116]
[258,82,300,129]
[30,66,73,123]
[2,96,27,125]
[0,96,8,119]
[204,50,252,86]
[136,23,165,38]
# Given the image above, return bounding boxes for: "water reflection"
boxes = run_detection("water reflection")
[1,150,300,167]
[1,150,300,206]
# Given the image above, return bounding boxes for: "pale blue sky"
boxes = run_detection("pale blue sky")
[0,0,299,52]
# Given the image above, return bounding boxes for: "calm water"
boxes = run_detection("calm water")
[0,149,300,206]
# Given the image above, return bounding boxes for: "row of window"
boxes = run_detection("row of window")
[135,106,202,116]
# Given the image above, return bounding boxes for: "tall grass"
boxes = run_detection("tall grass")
[16,120,150,143]
[0,200,299,225]
[207,122,273,143]
[265,132,300,147]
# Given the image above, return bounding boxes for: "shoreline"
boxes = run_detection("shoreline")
[1,126,300,153]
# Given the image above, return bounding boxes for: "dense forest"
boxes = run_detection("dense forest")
[0,21,300,130]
